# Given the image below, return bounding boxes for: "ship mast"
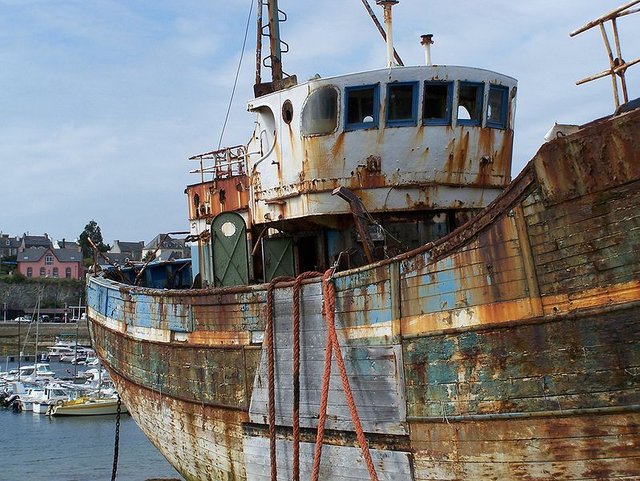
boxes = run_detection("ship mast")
[254,0,297,97]
[267,0,283,83]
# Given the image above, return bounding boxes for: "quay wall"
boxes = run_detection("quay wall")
[0,320,91,357]
[0,279,84,321]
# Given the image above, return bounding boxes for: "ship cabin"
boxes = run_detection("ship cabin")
[186,65,517,287]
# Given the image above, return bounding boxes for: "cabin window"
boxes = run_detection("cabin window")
[386,82,418,126]
[487,84,509,129]
[345,84,379,131]
[457,81,483,126]
[301,86,338,136]
[423,81,453,125]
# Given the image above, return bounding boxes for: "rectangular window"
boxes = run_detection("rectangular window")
[345,85,379,131]
[487,84,509,129]
[45,255,53,266]
[457,81,484,126]
[40,267,46,277]
[53,267,59,278]
[386,82,418,127]
[423,81,453,125]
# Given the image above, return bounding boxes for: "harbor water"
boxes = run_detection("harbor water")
[0,360,185,481]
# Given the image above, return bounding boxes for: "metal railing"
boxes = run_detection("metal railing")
[571,1,640,109]
[188,145,248,183]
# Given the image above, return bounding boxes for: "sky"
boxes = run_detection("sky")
[1,0,638,244]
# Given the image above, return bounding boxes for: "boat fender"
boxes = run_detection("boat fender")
[55,399,64,406]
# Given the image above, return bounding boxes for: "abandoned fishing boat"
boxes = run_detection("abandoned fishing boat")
[87,1,640,480]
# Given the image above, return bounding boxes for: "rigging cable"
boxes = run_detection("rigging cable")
[217,0,255,150]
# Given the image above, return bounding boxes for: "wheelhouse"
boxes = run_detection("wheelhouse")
[186,65,517,286]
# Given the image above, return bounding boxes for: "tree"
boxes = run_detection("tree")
[78,220,111,259]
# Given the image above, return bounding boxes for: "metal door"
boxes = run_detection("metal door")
[262,237,294,282]
[211,212,249,287]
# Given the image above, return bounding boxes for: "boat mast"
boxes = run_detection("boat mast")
[377,0,399,68]
[267,0,283,83]
[34,293,40,379]
[254,0,297,96]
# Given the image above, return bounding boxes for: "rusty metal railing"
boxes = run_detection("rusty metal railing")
[188,145,248,184]
[570,0,640,109]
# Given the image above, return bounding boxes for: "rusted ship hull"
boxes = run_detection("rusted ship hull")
[88,107,640,480]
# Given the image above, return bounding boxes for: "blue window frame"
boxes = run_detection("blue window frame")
[487,84,509,129]
[345,84,379,131]
[386,82,418,127]
[456,81,484,126]
[423,81,453,126]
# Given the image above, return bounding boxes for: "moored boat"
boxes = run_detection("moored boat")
[32,384,74,414]
[87,2,640,480]
[48,396,127,416]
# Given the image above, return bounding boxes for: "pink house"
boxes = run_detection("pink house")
[17,247,84,280]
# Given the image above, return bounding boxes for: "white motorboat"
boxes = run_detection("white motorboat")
[46,345,76,360]
[16,386,46,412]
[31,384,74,414]
[3,363,56,383]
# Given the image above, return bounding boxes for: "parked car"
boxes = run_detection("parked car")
[13,316,31,323]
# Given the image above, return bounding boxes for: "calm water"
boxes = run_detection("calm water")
[0,360,185,481]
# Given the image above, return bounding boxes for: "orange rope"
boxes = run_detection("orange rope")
[311,269,380,481]
[265,276,293,481]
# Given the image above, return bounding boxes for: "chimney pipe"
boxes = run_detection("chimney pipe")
[421,34,434,66]
[377,0,399,68]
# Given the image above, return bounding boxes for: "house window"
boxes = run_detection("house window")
[487,84,509,129]
[27,267,32,278]
[65,268,72,279]
[386,82,418,127]
[40,267,46,277]
[423,81,453,125]
[345,84,379,131]
[457,81,483,126]
[45,255,53,266]
[53,267,59,278]
[301,86,339,136]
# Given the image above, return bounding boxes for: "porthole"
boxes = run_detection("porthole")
[282,100,294,124]
[221,222,237,237]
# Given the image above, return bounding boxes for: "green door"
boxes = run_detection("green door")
[211,212,249,287]
[263,237,295,282]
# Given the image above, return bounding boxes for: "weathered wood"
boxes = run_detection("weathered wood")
[249,282,407,435]
[243,436,413,481]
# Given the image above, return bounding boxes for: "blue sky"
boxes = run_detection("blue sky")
[1,0,638,244]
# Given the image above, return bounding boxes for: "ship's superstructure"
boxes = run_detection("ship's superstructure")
[186,0,516,287]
